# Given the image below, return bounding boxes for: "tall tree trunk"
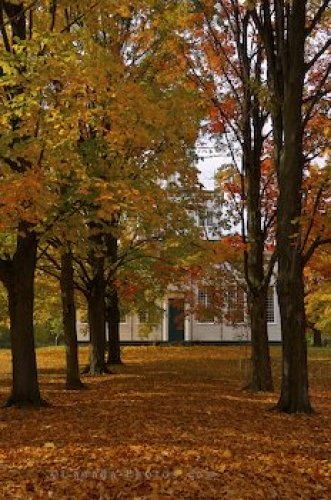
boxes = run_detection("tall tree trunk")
[252,1,313,413]
[243,94,273,391]
[0,6,44,406]
[245,166,274,392]
[82,220,109,375]
[60,248,84,389]
[5,226,45,407]
[234,20,274,392]
[275,3,312,414]
[276,267,311,412]
[277,131,311,412]
[249,289,273,391]
[86,268,108,375]
[105,225,122,365]
[106,287,122,365]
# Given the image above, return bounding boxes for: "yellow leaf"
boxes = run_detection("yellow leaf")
[43,442,56,449]
[222,449,233,459]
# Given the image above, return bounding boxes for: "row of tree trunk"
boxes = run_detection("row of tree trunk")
[0,233,122,405]
[0,1,324,414]
[62,241,122,385]
[0,217,318,410]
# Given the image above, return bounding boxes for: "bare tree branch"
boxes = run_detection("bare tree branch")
[305,37,331,71]
[305,0,329,37]
[303,63,330,128]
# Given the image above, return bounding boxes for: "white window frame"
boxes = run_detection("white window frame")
[196,288,216,324]
[206,211,214,227]
[226,285,246,325]
[120,313,127,324]
[266,286,276,324]
[138,311,149,323]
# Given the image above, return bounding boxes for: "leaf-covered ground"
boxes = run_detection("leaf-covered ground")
[0,346,330,499]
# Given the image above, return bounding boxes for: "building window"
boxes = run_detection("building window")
[197,288,215,323]
[206,211,213,227]
[198,213,204,227]
[120,312,127,324]
[117,307,128,324]
[198,211,214,227]
[266,287,275,323]
[227,285,245,324]
[138,311,149,323]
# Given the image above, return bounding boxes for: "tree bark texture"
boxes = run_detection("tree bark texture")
[86,264,108,375]
[252,0,313,413]
[239,20,273,392]
[249,289,273,391]
[5,225,44,407]
[106,287,122,365]
[0,3,44,407]
[106,229,122,365]
[60,248,84,389]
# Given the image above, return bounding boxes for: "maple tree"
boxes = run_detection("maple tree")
[0,0,329,421]
[70,2,204,373]
[0,1,104,403]
[0,0,129,402]
[38,190,203,376]
[0,0,49,407]
[0,0,204,401]
[183,0,277,391]
[104,186,204,358]
[59,244,85,389]
[250,0,330,413]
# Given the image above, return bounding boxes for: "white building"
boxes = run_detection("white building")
[77,191,282,344]
[77,280,281,344]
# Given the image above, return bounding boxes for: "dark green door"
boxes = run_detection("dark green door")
[168,299,185,342]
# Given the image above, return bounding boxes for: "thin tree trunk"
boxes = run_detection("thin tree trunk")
[86,270,109,375]
[5,226,45,407]
[249,289,273,391]
[60,248,84,389]
[106,287,122,365]
[105,224,122,365]
[245,172,274,392]
[238,24,273,393]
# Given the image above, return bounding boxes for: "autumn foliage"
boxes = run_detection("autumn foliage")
[0,0,330,420]
[0,346,330,499]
